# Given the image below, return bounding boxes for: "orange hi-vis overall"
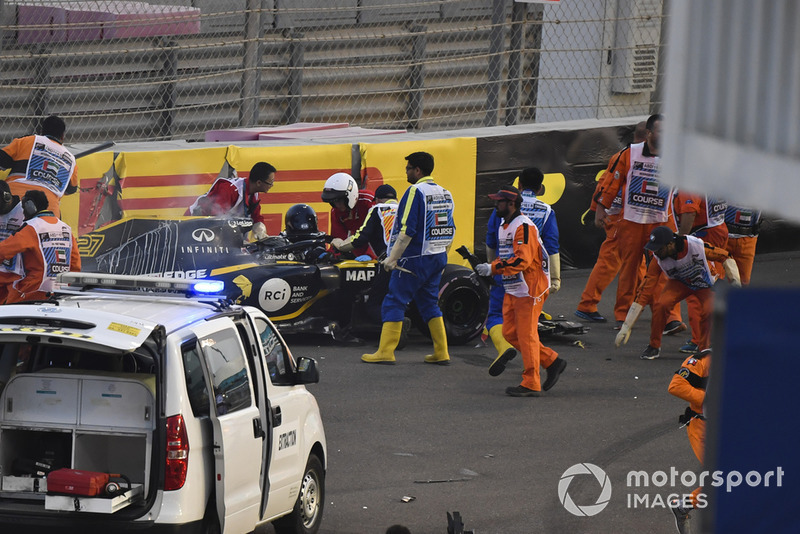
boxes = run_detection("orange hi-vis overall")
[0,213,81,302]
[646,236,730,351]
[674,191,729,346]
[597,142,672,318]
[1,135,77,218]
[578,147,645,321]
[491,212,557,392]
[0,203,26,303]
[724,204,761,286]
[668,351,710,508]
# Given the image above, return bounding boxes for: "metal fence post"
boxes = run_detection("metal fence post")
[407,24,427,130]
[486,0,506,126]
[157,38,177,139]
[506,1,527,126]
[32,46,52,127]
[240,0,267,126]
[283,30,304,124]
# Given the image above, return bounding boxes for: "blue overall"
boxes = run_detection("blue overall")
[382,177,455,323]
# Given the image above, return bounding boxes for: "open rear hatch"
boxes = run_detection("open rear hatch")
[0,304,162,517]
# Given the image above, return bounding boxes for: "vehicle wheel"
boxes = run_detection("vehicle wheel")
[413,265,489,345]
[438,265,489,345]
[273,454,325,534]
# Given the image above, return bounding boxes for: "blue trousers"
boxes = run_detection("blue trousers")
[382,253,447,323]
[486,275,505,330]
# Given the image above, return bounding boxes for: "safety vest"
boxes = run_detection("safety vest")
[389,179,455,256]
[22,216,74,293]
[15,135,76,197]
[622,142,671,224]
[654,235,715,290]
[498,213,549,298]
[520,190,554,233]
[725,204,761,237]
[0,203,25,277]
[374,201,398,246]
[704,196,727,228]
[188,176,247,217]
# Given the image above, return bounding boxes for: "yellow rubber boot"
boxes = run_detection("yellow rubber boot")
[488,324,514,358]
[362,321,403,364]
[424,316,451,365]
[488,324,517,376]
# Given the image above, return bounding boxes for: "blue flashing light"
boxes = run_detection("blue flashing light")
[192,280,225,295]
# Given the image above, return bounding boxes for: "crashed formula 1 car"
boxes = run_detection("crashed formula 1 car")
[77,214,490,345]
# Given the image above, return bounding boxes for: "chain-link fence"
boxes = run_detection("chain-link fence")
[1,0,666,144]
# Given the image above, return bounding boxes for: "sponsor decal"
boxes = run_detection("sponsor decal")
[345,269,376,282]
[191,228,215,242]
[148,269,208,279]
[258,278,292,312]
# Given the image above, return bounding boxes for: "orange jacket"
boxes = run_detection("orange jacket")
[591,146,630,212]
[668,352,710,415]
[490,214,549,299]
[0,215,81,295]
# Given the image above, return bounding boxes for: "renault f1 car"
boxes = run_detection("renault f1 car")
[77,215,490,345]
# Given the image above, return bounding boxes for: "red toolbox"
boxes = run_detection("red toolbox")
[47,468,110,497]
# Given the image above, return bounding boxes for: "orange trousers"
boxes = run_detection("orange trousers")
[650,281,713,350]
[578,214,634,321]
[503,293,557,391]
[686,227,728,346]
[725,236,758,285]
[614,219,659,317]
[688,418,706,507]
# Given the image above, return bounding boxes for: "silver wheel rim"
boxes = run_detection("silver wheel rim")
[300,469,320,527]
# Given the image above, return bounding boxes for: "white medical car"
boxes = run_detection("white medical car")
[0,273,326,534]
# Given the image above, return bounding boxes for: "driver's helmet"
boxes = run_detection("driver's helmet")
[321,172,358,210]
[284,203,319,237]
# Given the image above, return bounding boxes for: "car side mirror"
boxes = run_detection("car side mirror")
[295,357,319,384]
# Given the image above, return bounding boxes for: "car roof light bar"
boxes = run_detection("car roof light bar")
[57,273,225,296]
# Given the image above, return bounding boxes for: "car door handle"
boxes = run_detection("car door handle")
[253,417,265,439]
[272,406,282,427]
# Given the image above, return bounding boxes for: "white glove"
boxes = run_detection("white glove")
[548,253,561,294]
[615,323,632,347]
[475,263,492,276]
[723,258,742,288]
[615,302,643,347]
[330,238,346,250]
[251,222,268,241]
[383,232,411,272]
[549,278,561,294]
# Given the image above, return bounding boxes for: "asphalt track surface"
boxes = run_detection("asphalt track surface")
[262,251,800,534]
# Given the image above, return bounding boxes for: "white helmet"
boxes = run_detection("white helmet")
[321,172,358,210]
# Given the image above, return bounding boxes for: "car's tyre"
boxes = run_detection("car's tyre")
[273,454,325,534]
[411,264,489,345]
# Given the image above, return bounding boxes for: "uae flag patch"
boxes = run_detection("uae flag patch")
[641,179,659,195]
[55,249,67,263]
[435,212,448,225]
